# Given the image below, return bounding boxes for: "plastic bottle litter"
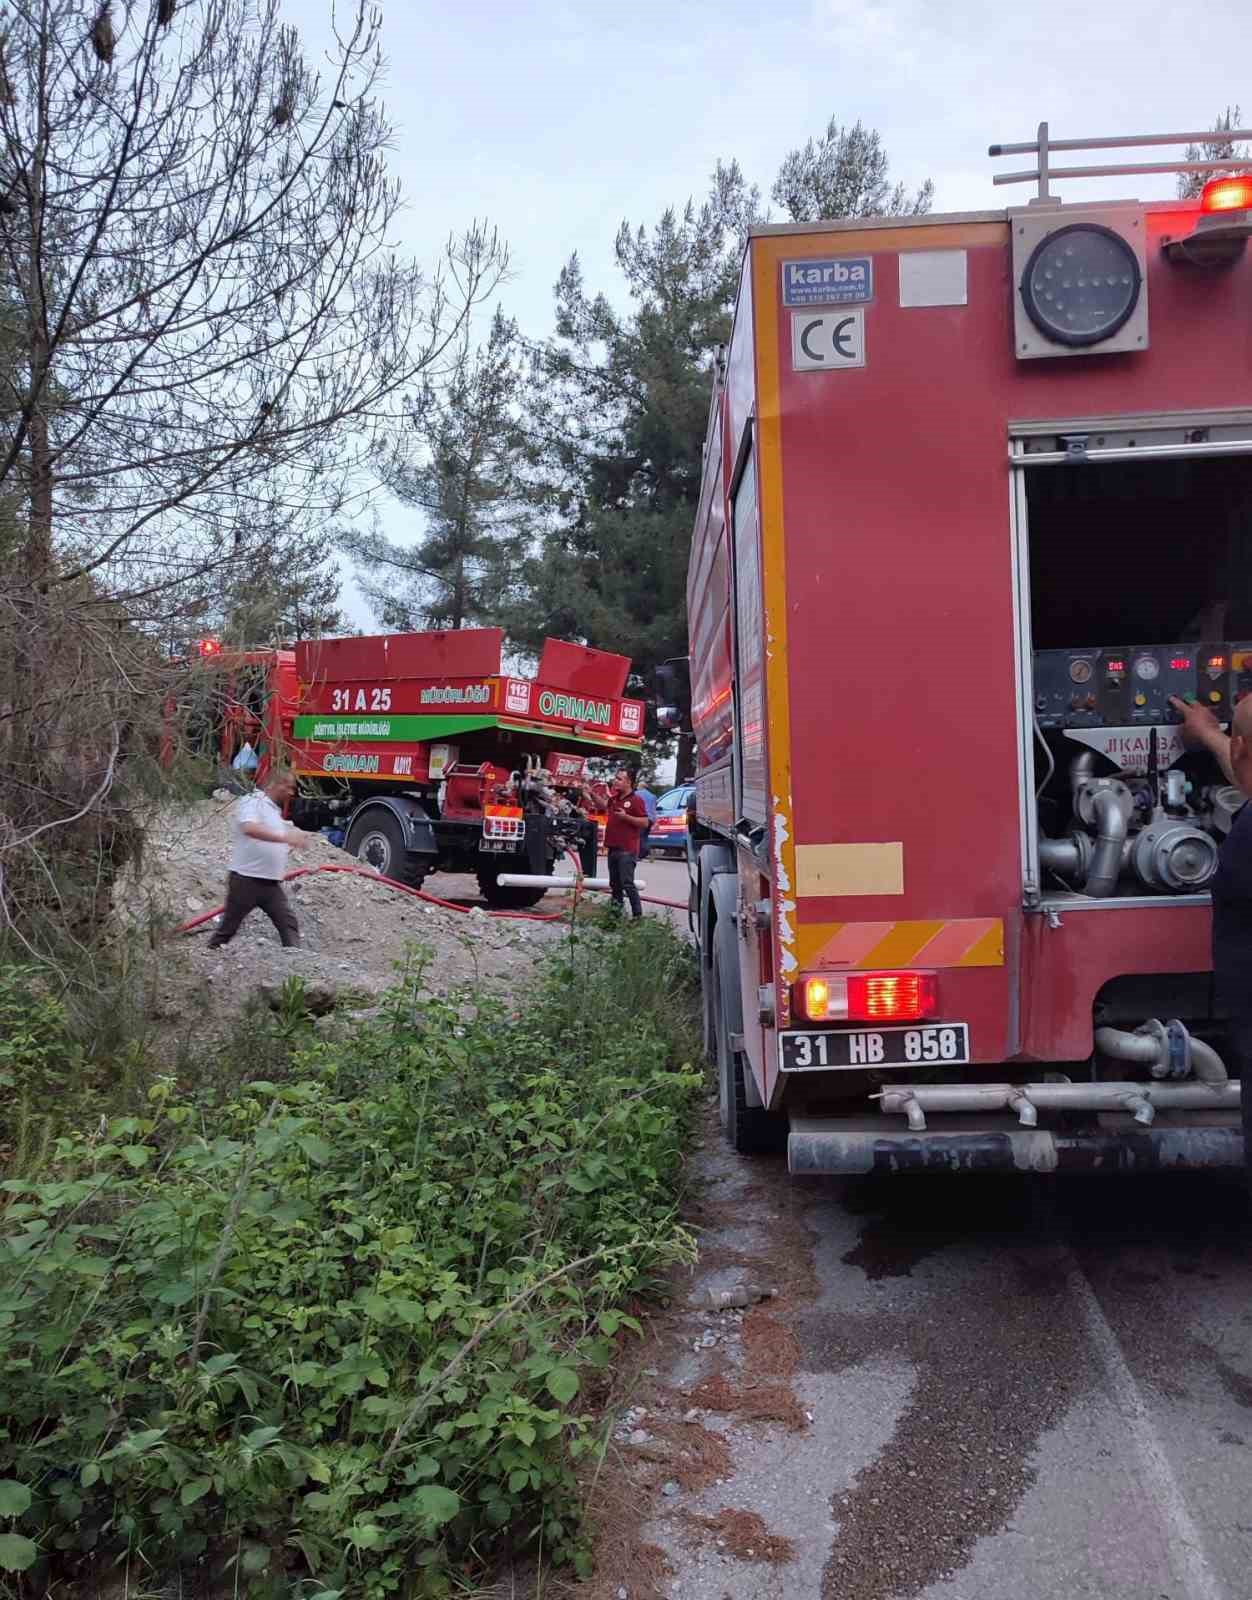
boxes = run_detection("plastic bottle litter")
[690,1284,778,1311]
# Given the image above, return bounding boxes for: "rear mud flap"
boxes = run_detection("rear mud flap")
[787,1122,1245,1174]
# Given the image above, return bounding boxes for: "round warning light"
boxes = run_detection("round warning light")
[1020,224,1142,348]
[1201,174,1252,213]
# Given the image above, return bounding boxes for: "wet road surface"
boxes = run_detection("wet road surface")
[635,1129,1252,1600]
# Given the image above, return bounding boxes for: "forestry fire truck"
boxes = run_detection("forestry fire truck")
[177,628,644,908]
[682,126,1252,1173]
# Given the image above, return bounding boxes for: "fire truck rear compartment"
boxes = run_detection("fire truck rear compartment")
[781,451,1252,1173]
[1025,452,1252,904]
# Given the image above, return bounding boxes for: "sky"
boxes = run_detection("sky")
[286,0,1250,625]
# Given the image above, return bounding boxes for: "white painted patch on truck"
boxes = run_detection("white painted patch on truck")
[773,798,797,977]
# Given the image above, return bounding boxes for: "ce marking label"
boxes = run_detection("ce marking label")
[791,309,865,371]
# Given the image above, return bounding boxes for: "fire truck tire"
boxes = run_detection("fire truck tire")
[475,866,547,910]
[712,947,782,1157]
[698,851,735,1059]
[345,810,429,889]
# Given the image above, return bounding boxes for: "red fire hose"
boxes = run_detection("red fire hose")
[173,856,686,937]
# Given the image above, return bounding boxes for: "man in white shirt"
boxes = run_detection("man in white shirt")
[207,768,313,949]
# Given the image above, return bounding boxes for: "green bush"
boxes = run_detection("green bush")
[0,967,85,1174]
[0,921,701,1597]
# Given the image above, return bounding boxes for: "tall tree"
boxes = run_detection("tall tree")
[0,0,503,604]
[343,310,534,632]
[0,0,503,953]
[176,517,344,650]
[772,118,933,222]
[512,161,761,673]
[1178,107,1249,199]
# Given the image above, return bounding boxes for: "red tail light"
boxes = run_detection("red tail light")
[847,972,937,1023]
[793,971,938,1024]
[1201,174,1252,213]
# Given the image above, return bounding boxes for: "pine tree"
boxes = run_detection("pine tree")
[772,117,933,222]
[344,311,534,632]
[1177,108,1249,200]
[512,162,762,692]
[214,530,343,647]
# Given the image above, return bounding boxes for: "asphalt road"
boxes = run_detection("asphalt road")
[639,1124,1252,1600]
[635,852,692,933]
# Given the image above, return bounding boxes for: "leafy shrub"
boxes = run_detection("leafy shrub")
[0,967,84,1173]
[0,921,701,1597]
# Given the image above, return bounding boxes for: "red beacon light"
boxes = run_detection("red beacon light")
[1165,173,1252,265]
[1201,174,1252,213]
[196,637,222,658]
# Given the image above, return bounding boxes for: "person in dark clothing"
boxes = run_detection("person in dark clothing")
[603,767,649,918]
[1172,694,1252,1167]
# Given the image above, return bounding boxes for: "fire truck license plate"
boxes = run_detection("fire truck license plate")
[779,1024,970,1072]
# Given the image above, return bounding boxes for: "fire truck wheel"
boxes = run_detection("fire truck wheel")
[346,810,428,889]
[713,947,782,1157]
[475,865,547,910]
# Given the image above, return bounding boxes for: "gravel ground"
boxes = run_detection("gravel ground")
[120,795,576,1028]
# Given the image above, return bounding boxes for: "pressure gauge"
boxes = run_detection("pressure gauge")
[1068,658,1094,684]
[1134,656,1160,681]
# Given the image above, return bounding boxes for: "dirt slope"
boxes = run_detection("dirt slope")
[123,794,574,1022]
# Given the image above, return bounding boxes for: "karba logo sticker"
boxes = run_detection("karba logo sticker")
[781,256,873,307]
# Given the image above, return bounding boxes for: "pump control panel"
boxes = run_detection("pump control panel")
[1033,644,1237,729]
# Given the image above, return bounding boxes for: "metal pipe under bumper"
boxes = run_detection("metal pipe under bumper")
[788,1123,1245,1176]
[877,1081,1239,1133]
[1190,1039,1230,1085]
[1095,1023,1230,1084]
[1093,1027,1162,1067]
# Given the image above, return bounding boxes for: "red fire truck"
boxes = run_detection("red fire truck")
[176,628,643,908]
[684,127,1252,1173]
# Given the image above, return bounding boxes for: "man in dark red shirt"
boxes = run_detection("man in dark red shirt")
[603,767,649,918]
